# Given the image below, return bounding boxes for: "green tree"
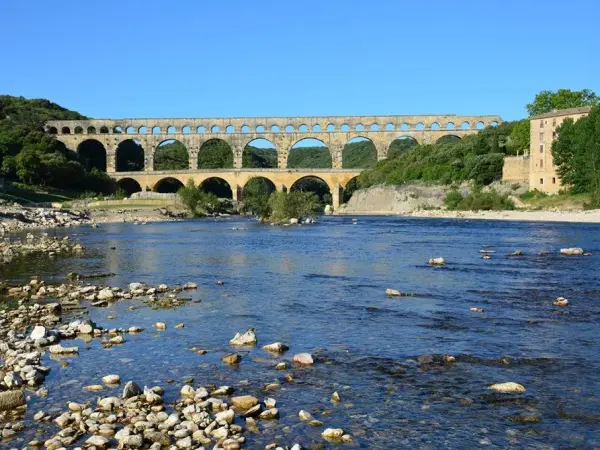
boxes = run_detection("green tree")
[526,89,599,117]
[288,146,332,168]
[267,191,320,221]
[154,141,189,170]
[507,119,530,155]
[198,140,233,169]
[242,145,277,168]
[242,177,274,217]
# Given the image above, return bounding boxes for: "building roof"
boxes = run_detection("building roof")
[532,106,593,120]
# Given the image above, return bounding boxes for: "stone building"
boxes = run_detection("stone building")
[502,106,592,193]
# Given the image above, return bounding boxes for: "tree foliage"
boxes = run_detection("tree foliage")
[526,89,600,117]
[177,178,219,216]
[288,146,332,168]
[116,140,144,172]
[242,145,277,168]
[444,188,515,211]
[198,140,233,169]
[154,141,188,170]
[242,177,275,217]
[342,140,377,168]
[267,191,320,221]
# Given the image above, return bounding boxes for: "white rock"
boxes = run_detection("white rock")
[97,288,114,301]
[385,288,401,296]
[215,409,235,424]
[30,326,47,340]
[428,257,446,266]
[560,247,584,256]
[554,296,569,307]
[488,382,526,393]
[289,218,299,224]
[102,374,120,385]
[129,282,145,291]
[299,410,313,421]
[262,342,289,353]
[48,344,78,354]
[154,322,167,330]
[322,428,345,439]
[229,328,257,346]
[86,435,109,448]
[293,353,314,365]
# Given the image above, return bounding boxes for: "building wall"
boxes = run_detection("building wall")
[502,155,530,182]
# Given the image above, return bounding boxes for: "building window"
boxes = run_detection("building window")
[540,132,544,141]
[540,178,544,185]
[552,177,556,184]
[553,131,556,138]
[552,119,556,126]
[540,159,544,168]
[540,121,544,128]
[540,144,544,153]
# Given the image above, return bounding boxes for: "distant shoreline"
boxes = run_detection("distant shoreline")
[334,209,600,224]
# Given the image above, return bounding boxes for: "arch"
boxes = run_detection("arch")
[388,136,418,159]
[211,125,221,133]
[243,177,276,205]
[115,139,144,172]
[182,126,192,134]
[241,125,251,133]
[461,121,470,130]
[100,126,109,134]
[475,121,485,130]
[446,122,455,130]
[343,176,360,203]
[113,126,123,134]
[201,177,232,199]
[154,139,189,171]
[117,178,142,196]
[326,123,335,132]
[341,124,350,132]
[342,137,377,168]
[400,123,409,131]
[370,123,379,131]
[226,125,235,133]
[74,126,83,134]
[436,135,461,145]
[255,125,265,133]
[242,138,277,168]
[313,124,322,132]
[290,176,332,206]
[288,138,331,169]
[153,177,184,193]
[197,126,206,133]
[62,126,71,134]
[77,139,107,172]
[490,121,499,127]
[126,126,135,135]
[87,126,96,134]
[355,123,364,132]
[271,125,280,133]
[138,126,148,134]
[48,127,58,134]
[152,126,161,134]
[415,122,425,131]
[198,139,233,169]
[384,123,394,131]
[299,124,308,132]
[285,125,294,133]
[167,126,176,134]
[430,122,440,130]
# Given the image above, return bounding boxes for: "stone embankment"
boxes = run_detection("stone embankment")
[0,202,91,233]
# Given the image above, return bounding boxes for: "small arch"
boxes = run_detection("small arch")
[117,178,142,196]
[342,137,377,168]
[290,176,332,206]
[87,126,96,134]
[385,123,394,131]
[461,121,470,130]
[154,140,189,171]
[201,177,233,199]
[436,135,461,145]
[400,123,409,131]
[48,127,58,134]
[285,125,294,133]
[115,139,144,172]
[62,126,71,134]
[100,126,109,134]
[152,126,161,134]
[242,177,276,207]
[355,123,364,131]
[113,126,123,134]
[153,177,184,193]
[430,122,440,130]
[241,125,251,133]
[211,125,221,133]
[299,124,308,132]
[243,138,277,168]
[74,126,83,134]
[388,136,418,159]
[271,125,280,133]
[197,126,206,133]
[198,139,233,169]
[138,126,148,134]
[288,138,331,169]
[370,123,379,131]
[167,126,176,134]
[126,126,135,135]
[326,123,335,132]
[182,126,191,134]
[77,139,107,172]
[415,123,424,131]
[446,122,455,130]
[341,124,350,132]
[226,125,235,133]
[313,124,322,132]
[490,121,499,127]
[476,121,485,130]
[255,125,266,133]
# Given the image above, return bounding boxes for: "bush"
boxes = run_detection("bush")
[519,189,548,201]
[177,178,219,216]
[444,189,515,211]
[267,191,320,222]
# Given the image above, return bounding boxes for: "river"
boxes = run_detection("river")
[2,216,600,448]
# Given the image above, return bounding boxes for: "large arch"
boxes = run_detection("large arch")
[116,139,145,172]
[117,178,142,196]
[153,177,184,193]
[342,137,377,168]
[198,139,233,169]
[77,139,107,172]
[242,138,278,168]
[288,138,332,169]
[436,135,461,145]
[290,175,332,205]
[388,136,418,159]
[343,176,360,203]
[201,177,232,199]
[154,140,189,171]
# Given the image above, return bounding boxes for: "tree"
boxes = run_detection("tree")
[526,89,599,117]
[154,141,189,170]
[198,140,233,169]
[507,119,530,155]
[177,178,220,216]
[242,177,274,217]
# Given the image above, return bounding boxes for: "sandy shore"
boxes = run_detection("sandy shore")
[337,209,600,223]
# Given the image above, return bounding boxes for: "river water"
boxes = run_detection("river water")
[2,216,600,448]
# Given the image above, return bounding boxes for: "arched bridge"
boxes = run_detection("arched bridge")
[46,114,502,208]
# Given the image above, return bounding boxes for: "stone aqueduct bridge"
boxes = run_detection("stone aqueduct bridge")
[46,114,502,208]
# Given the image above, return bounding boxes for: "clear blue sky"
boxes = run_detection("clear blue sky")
[1,0,598,121]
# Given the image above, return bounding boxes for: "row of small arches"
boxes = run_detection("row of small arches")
[50,120,498,136]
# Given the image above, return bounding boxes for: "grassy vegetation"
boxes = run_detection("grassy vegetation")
[519,190,592,210]
[0,182,78,204]
[444,189,516,211]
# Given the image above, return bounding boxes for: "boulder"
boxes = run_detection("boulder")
[229,328,257,346]
[428,257,446,266]
[262,342,289,353]
[48,344,78,354]
[293,353,314,365]
[0,390,25,410]
[299,410,314,421]
[128,282,145,291]
[30,325,47,340]
[102,374,120,385]
[97,288,114,301]
[322,428,345,440]
[385,288,401,297]
[183,282,197,290]
[560,247,584,256]
[222,353,241,365]
[289,218,299,224]
[215,409,235,424]
[488,382,526,393]
[259,408,279,420]
[155,322,167,330]
[553,296,569,307]
[231,395,258,410]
